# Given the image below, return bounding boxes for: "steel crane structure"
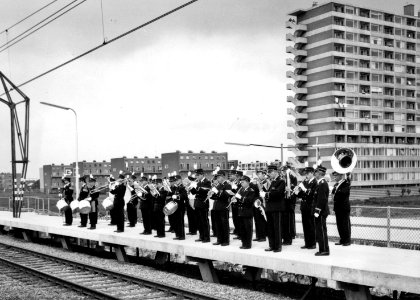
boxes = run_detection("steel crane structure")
[0,71,30,218]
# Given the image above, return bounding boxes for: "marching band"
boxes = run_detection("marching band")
[56,149,355,256]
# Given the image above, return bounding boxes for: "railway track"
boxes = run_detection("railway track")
[0,242,225,300]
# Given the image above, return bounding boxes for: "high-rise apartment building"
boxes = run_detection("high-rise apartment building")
[287,2,420,187]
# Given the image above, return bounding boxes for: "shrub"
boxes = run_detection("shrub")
[401,188,406,197]
[386,190,391,197]
[406,188,411,196]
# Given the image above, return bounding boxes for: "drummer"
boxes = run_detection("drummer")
[78,175,90,228]
[60,175,74,226]
[87,175,99,230]
[170,175,186,240]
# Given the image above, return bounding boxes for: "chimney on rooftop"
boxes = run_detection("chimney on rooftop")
[404,4,414,16]
[312,1,318,7]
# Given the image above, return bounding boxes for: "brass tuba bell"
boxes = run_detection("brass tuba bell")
[330,147,357,174]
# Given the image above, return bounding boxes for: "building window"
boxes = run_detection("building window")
[164,164,168,169]
[186,156,189,159]
[180,156,184,159]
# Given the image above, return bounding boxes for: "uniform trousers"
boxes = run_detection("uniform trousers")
[64,205,73,225]
[114,207,125,232]
[231,204,240,235]
[196,208,210,241]
[253,206,267,240]
[281,211,293,243]
[266,211,282,251]
[315,215,329,253]
[239,217,253,248]
[210,210,217,236]
[126,202,137,226]
[140,203,153,233]
[153,209,165,237]
[80,212,89,226]
[335,211,351,244]
[172,206,185,238]
[301,206,316,247]
[109,207,116,225]
[88,200,98,226]
[186,205,198,234]
[214,210,230,244]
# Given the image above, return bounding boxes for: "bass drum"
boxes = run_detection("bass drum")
[56,199,68,212]
[79,199,91,214]
[70,200,80,213]
[102,196,114,211]
[163,201,178,216]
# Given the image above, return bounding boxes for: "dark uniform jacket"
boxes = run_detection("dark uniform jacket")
[140,185,154,209]
[332,179,351,212]
[298,177,318,212]
[78,184,89,201]
[314,178,330,217]
[211,181,232,211]
[110,182,126,209]
[171,184,187,211]
[128,183,139,207]
[190,177,211,210]
[89,186,100,203]
[285,173,298,210]
[153,187,167,212]
[237,186,256,217]
[265,176,286,212]
[61,184,74,204]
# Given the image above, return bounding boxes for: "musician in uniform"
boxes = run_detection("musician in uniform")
[108,175,117,226]
[87,175,99,230]
[235,175,256,249]
[170,175,186,240]
[126,173,139,227]
[190,169,211,243]
[60,175,74,226]
[280,165,297,245]
[153,178,167,238]
[185,172,198,235]
[110,172,126,233]
[230,170,243,239]
[252,170,268,242]
[78,175,90,228]
[260,165,286,252]
[331,171,351,246]
[139,175,153,235]
[313,165,330,256]
[210,175,219,238]
[296,167,317,249]
[211,170,231,246]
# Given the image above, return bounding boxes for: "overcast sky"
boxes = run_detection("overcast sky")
[0,0,414,178]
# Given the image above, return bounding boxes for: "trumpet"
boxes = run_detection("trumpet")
[89,183,109,194]
[147,183,160,197]
[162,178,172,193]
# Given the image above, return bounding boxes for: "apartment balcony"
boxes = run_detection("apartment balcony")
[287,83,307,96]
[290,147,309,157]
[287,157,306,169]
[286,70,307,83]
[287,120,308,132]
[286,33,307,45]
[286,58,307,70]
[287,107,308,120]
[287,132,309,144]
[286,46,307,59]
[285,21,307,33]
[287,95,307,108]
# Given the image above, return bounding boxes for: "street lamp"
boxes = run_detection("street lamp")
[40,101,79,199]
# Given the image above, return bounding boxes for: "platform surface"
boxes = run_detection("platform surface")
[0,211,419,294]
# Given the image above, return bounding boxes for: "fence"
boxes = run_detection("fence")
[0,197,419,249]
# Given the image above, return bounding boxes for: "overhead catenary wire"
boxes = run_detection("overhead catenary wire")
[0,0,85,53]
[0,0,59,35]
[1,0,199,96]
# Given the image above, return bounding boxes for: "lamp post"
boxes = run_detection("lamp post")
[40,102,79,199]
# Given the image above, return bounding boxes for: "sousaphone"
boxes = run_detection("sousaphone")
[330,147,357,174]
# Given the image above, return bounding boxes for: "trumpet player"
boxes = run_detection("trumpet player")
[110,171,127,233]
[139,175,153,235]
[296,167,317,249]
[108,175,117,226]
[280,165,297,245]
[60,175,74,226]
[87,175,100,230]
[236,175,257,249]
[229,170,243,239]
[185,172,198,235]
[78,175,90,228]
[260,165,286,252]
[252,170,268,242]
[170,175,186,240]
[153,178,167,238]
[189,169,211,243]
[211,170,232,246]
[126,173,139,228]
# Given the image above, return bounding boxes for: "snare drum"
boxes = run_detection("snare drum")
[70,200,80,213]
[163,201,178,216]
[79,199,91,214]
[56,199,68,212]
[102,197,114,211]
